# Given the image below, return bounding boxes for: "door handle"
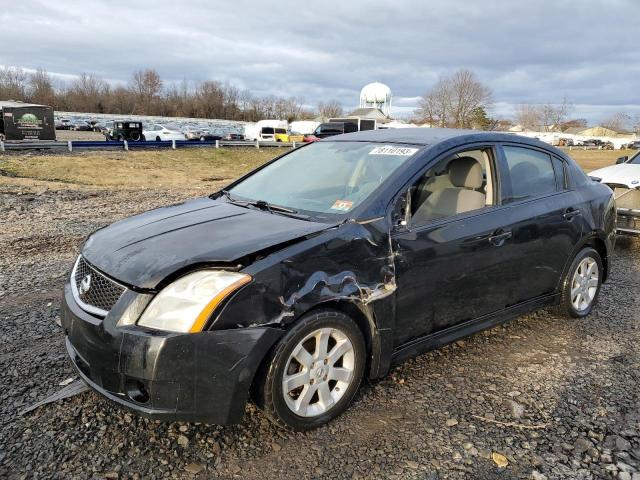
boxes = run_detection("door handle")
[564,208,581,220]
[488,229,512,247]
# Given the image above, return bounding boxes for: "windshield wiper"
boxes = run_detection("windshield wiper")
[220,190,310,220]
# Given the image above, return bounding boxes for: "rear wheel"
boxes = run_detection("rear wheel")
[156,136,161,142]
[255,309,365,430]
[557,247,603,317]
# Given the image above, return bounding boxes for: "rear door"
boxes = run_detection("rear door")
[497,144,582,304]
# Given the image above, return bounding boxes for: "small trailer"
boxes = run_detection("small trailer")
[0,101,56,141]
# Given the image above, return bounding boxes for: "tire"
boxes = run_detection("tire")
[557,247,603,318]
[156,136,161,142]
[130,132,141,141]
[117,135,124,141]
[141,135,146,141]
[255,309,366,430]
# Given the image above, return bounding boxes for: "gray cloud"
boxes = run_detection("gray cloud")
[2,0,638,122]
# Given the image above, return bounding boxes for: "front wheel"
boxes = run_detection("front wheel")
[557,247,603,317]
[255,309,366,430]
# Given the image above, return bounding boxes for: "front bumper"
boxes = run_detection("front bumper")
[61,283,283,424]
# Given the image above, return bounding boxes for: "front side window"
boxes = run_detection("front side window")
[501,146,557,203]
[229,142,420,218]
[410,148,495,226]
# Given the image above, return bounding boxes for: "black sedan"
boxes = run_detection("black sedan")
[61,129,616,430]
[199,129,223,141]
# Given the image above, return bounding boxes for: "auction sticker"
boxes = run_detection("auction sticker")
[369,145,419,156]
[331,199,354,211]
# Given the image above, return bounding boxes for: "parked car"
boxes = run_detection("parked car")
[622,141,640,150]
[143,123,184,142]
[55,118,74,130]
[72,120,93,132]
[62,129,615,430]
[199,129,223,141]
[590,150,640,236]
[273,130,305,143]
[304,122,358,142]
[105,121,144,141]
[223,132,245,141]
[182,126,203,141]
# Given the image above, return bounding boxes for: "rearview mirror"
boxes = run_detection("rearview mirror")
[616,156,628,164]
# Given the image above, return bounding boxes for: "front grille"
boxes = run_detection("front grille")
[72,256,126,316]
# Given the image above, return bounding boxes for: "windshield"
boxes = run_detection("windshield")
[228,141,420,218]
[629,151,640,164]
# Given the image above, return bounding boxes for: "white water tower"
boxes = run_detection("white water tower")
[359,82,392,116]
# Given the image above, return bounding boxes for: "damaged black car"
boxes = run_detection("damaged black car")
[62,128,616,430]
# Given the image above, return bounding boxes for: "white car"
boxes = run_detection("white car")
[143,123,184,142]
[590,152,640,236]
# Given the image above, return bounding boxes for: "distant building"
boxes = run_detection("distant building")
[346,107,390,124]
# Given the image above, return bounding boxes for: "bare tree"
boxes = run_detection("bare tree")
[129,69,163,114]
[415,69,491,128]
[415,76,452,127]
[63,73,109,112]
[514,104,542,130]
[449,69,492,128]
[539,96,573,131]
[28,68,56,106]
[0,66,28,100]
[602,112,632,132]
[317,100,343,118]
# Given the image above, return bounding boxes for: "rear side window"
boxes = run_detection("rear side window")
[501,146,557,203]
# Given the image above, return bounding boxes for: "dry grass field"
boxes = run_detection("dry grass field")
[0,147,629,192]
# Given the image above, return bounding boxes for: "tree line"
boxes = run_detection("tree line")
[0,67,344,122]
[413,69,640,133]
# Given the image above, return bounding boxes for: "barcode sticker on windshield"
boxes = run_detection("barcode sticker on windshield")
[369,146,419,156]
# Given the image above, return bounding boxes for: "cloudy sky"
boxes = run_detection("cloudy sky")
[1,0,638,122]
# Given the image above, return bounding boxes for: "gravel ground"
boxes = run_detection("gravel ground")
[0,182,639,480]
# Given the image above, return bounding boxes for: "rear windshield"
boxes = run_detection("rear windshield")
[229,141,420,218]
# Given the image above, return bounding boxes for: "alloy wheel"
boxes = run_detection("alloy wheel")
[282,327,355,418]
[571,257,599,312]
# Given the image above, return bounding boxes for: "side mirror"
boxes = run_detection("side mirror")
[589,176,602,183]
[616,156,628,164]
[392,190,412,231]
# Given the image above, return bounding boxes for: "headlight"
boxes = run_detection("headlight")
[136,270,251,333]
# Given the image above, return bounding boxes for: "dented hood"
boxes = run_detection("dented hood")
[82,197,333,289]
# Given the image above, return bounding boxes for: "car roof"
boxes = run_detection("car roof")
[326,127,545,147]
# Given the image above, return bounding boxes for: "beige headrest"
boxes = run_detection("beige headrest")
[448,156,483,189]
